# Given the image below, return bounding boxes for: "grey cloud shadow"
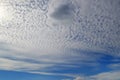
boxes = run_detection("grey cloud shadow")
[0,42,12,52]
[50,3,74,20]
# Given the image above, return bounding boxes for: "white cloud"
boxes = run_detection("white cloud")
[62,79,72,80]
[73,71,120,80]
[30,71,77,78]
[0,58,54,71]
[91,71,120,80]
[74,76,85,80]
[108,63,120,70]
[0,0,120,77]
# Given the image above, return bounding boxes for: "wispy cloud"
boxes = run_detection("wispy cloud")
[73,71,120,80]
[0,57,54,71]
[91,71,120,80]
[108,63,120,70]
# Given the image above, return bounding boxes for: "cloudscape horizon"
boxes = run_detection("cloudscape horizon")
[0,0,120,80]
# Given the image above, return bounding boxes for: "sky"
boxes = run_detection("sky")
[0,0,120,80]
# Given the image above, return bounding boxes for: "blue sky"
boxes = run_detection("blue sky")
[0,70,70,80]
[0,0,120,80]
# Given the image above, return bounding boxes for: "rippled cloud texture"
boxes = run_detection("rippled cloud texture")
[0,0,120,80]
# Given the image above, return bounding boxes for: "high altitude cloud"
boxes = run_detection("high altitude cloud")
[0,0,120,78]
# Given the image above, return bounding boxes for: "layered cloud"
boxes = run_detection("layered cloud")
[0,57,54,71]
[0,0,120,79]
[74,71,120,80]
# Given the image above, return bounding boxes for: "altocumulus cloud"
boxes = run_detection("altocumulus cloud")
[0,0,120,78]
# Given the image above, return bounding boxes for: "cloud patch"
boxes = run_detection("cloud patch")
[73,71,120,80]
